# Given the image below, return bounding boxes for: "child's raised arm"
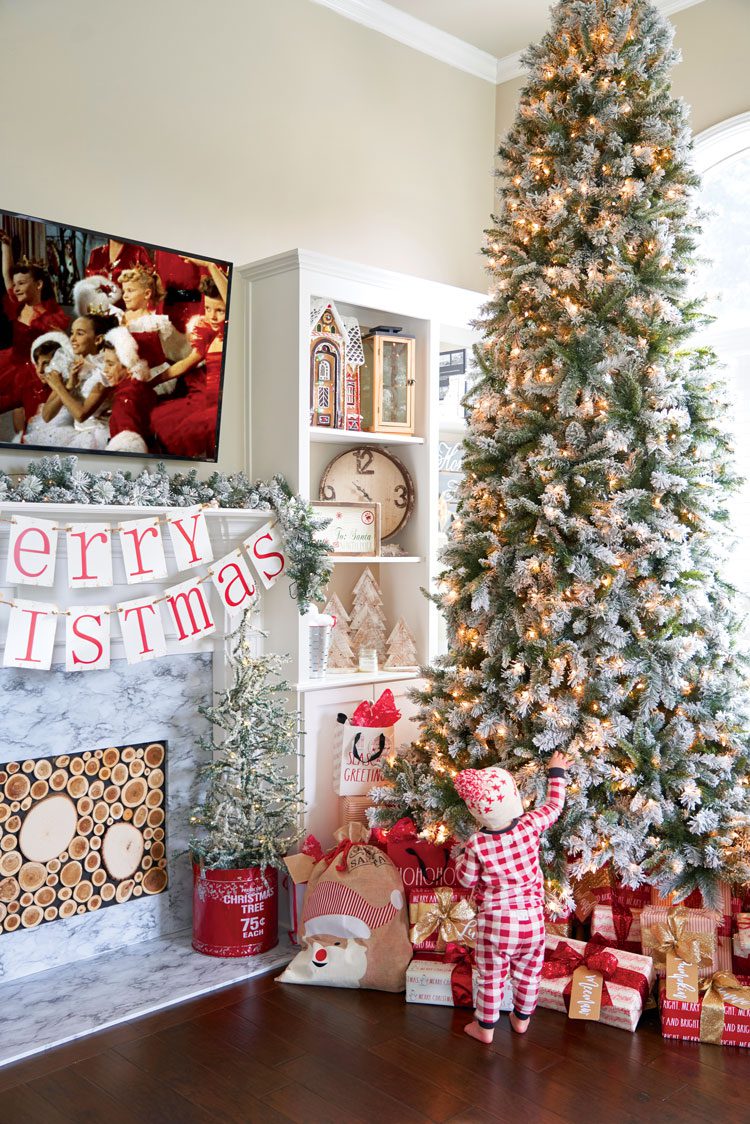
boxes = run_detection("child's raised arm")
[523,752,571,834]
[454,838,482,889]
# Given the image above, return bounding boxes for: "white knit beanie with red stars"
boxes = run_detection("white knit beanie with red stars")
[454,765,524,831]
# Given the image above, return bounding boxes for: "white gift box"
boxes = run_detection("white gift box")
[405,957,512,1010]
[540,934,655,1033]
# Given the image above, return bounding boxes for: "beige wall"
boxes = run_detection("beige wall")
[0,0,495,477]
[495,0,750,141]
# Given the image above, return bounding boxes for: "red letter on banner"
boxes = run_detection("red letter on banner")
[3,600,58,669]
[119,518,167,584]
[211,552,258,614]
[67,524,112,588]
[245,519,286,590]
[167,506,213,571]
[165,578,215,642]
[66,609,110,671]
[118,596,167,663]
[6,517,58,587]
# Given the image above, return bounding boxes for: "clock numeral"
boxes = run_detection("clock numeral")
[321,484,336,500]
[394,484,409,509]
[354,449,374,475]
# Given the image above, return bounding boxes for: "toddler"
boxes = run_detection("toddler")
[453,751,570,1042]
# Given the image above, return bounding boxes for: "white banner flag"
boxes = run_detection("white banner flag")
[6,516,58,587]
[167,507,213,572]
[117,596,167,664]
[119,517,167,585]
[3,599,58,670]
[245,518,286,590]
[65,607,110,671]
[67,523,113,589]
[164,577,215,644]
[211,551,258,616]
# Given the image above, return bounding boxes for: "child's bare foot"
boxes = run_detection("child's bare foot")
[509,1011,530,1034]
[464,1019,494,1044]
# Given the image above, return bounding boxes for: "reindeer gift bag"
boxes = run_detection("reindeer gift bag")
[278,824,412,992]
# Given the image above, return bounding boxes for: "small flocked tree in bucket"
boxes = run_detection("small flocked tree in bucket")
[190,612,302,957]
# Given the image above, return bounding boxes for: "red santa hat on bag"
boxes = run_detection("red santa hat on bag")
[302,881,403,939]
[454,765,524,831]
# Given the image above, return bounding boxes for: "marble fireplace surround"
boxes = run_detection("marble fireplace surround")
[0,503,294,1067]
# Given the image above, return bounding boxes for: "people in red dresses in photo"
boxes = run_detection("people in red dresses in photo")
[119,265,189,387]
[153,249,208,333]
[85,238,152,285]
[151,264,228,458]
[0,231,69,419]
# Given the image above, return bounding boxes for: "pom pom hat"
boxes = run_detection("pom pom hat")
[454,766,524,831]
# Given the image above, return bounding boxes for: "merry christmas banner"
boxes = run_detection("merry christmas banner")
[0,507,287,671]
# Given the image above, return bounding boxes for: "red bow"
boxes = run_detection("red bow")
[443,943,475,1008]
[301,834,324,863]
[351,688,401,728]
[323,838,357,873]
[542,939,650,1013]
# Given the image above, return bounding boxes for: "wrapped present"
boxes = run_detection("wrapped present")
[590,902,643,953]
[371,816,456,889]
[659,972,750,1047]
[640,905,719,979]
[333,690,401,797]
[734,914,750,956]
[540,934,655,1033]
[406,944,500,1009]
[568,862,650,923]
[732,934,750,976]
[278,823,412,992]
[544,907,573,938]
[409,886,477,953]
[651,883,733,937]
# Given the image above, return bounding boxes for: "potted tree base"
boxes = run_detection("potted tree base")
[190,614,301,958]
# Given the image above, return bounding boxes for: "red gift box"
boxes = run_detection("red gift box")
[659,973,750,1047]
[371,817,457,889]
[408,885,477,953]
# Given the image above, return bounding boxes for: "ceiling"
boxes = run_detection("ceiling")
[379,1,562,59]
[315,0,707,81]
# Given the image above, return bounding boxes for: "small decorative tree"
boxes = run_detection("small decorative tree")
[349,567,388,663]
[384,618,419,669]
[189,613,302,872]
[324,593,355,669]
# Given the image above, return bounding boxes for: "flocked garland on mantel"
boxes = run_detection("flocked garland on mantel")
[0,456,332,611]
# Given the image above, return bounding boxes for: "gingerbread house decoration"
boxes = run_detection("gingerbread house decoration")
[310,299,363,430]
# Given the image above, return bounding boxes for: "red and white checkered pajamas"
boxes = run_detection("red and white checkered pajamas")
[454,772,567,1025]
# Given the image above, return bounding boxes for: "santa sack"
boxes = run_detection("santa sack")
[278,825,411,992]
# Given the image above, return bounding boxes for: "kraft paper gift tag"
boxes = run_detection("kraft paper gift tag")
[666,953,700,1003]
[569,966,603,1021]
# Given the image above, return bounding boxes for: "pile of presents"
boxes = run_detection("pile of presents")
[281,818,750,1048]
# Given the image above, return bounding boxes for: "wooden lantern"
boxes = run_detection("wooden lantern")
[361,327,416,435]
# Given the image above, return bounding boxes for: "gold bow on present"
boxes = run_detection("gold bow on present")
[647,906,716,971]
[409,887,477,950]
[699,971,750,1045]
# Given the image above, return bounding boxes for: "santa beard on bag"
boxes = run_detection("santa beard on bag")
[289,934,369,986]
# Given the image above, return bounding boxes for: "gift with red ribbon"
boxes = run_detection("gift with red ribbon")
[406,943,511,1010]
[539,934,655,1032]
[590,884,649,953]
[371,816,456,889]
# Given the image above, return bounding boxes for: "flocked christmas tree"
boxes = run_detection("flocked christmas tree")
[190,613,302,871]
[324,593,356,669]
[371,0,750,905]
[349,568,388,664]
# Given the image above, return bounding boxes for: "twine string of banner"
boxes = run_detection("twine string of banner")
[0,500,215,535]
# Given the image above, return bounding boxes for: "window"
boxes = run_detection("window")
[695,114,750,636]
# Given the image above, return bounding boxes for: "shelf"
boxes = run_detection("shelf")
[330,555,422,564]
[295,669,421,693]
[309,428,425,446]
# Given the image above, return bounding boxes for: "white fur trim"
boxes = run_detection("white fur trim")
[304,914,371,940]
[106,430,148,455]
[103,327,143,374]
[30,331,75,382]
[390,889,403,910]
[73,275,121,317]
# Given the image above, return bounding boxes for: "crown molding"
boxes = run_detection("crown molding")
[309,0,497,82]
[693,111,750,173]
[310,0,707,87]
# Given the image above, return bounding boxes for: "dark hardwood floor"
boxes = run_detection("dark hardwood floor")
[1,970,747,1124]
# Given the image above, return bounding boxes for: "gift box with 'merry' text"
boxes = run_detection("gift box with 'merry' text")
[659,973,750,1047]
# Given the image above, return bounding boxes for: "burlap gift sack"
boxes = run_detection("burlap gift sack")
[278,824,411,992]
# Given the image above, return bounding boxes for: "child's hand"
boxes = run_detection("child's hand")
[548,752,572,772]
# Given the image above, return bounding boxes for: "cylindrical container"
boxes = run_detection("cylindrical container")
[192,863,278,957]
[359,647,378,674]
[308,622,333,679]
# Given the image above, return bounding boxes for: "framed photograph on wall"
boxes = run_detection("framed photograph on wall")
[311,501,381,556]
[0,206,233,461]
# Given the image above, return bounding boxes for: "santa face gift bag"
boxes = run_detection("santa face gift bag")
[278,835,412,992]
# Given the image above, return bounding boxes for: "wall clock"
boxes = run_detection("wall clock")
[319,446,415,540]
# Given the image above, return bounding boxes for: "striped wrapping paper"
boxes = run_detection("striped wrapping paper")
[640,906,720,979]
[650,884,733,936]
[539,934,655,1033]
[590,903,643,952]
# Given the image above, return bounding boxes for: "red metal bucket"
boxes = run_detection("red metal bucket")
[192,863,278,957]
